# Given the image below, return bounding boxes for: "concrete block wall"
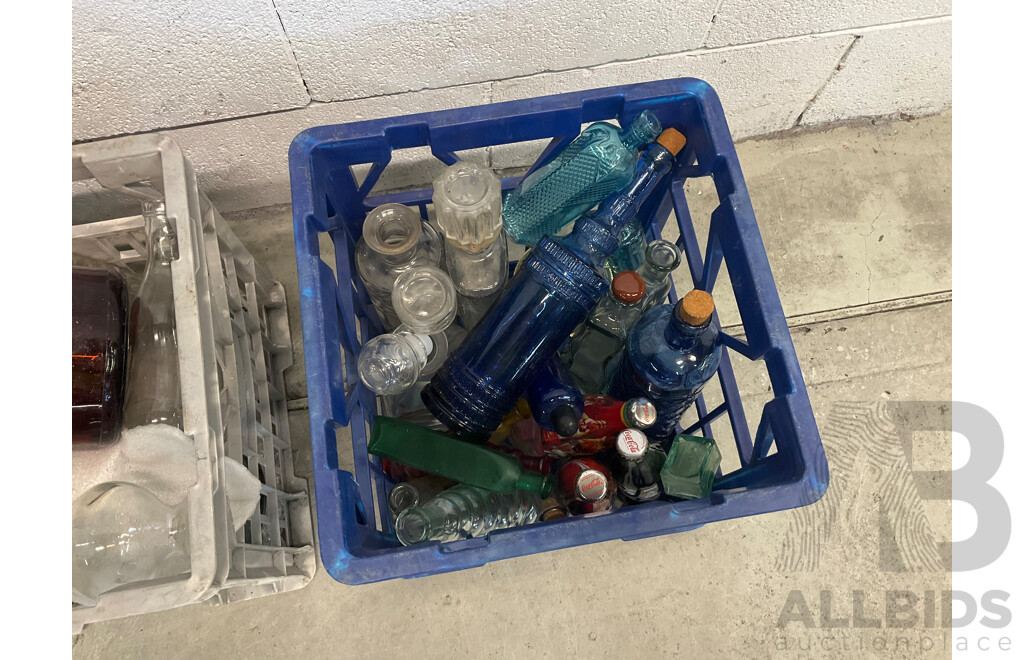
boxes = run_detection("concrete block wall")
[72,0,952,215]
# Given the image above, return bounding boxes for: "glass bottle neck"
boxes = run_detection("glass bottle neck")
[365,213,421,264]
[665,314,703,350]
[638,261,671,284]
[142,202,179,264]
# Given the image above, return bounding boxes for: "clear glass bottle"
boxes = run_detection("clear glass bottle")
[394,484,541,546]
[610,290,722,444]
[637,240,682,312]
[72,482,190,604]
[502,111,663,246]
[357,331,433,395]
[392,266,458,334]
[355,203,444,331]
[611,429,665,504]
[525,358,584,437]
[422,131,686,441]
[660,433,722,500]
[432,162,508,329]
[562,270,646,394]
[387,476,451,521]
[123,201,183,430]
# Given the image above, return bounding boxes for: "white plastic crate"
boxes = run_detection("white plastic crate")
[71,135,315,632]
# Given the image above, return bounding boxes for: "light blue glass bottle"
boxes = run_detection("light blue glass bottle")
[609,290,722,444]
[422,130,686,441]
[606,216,648,275]
[502,111,662,246]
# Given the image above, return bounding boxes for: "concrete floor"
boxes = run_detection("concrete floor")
[73,111,952,659]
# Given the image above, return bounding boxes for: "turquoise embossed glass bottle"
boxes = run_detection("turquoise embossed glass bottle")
[502,111,662,246]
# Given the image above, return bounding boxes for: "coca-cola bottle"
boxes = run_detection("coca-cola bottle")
[555,457,616,515]
[611,429,665,504]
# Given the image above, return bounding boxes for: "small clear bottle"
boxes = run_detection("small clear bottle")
[432,162,508,329]
[610,290,722,444]
[392,265,458,378]
[357,332,433,395]
[637,240,682,312]
[123,201,183,430]
[394,484,541,546]
[355,204,444,331]
[502,111,663,246]
[562,270,646,394]
[72,482,190,604]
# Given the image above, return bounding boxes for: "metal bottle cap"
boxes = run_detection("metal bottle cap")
[616,429,649,460]
[625,398,657,429]
[575,469,609,502]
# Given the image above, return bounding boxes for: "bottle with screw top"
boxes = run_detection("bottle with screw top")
[555,457,616,515]
[610,289,722,444]
[562,270,647,394]
[612,429,665,504]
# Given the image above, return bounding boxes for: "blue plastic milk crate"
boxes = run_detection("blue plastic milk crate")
[289,78,829,584]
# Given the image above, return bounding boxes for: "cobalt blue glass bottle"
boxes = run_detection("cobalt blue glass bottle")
[609,290,722,445]
[421,129,686,441]
[526,358,584,438]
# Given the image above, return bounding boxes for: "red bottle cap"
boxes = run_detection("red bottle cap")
[611,270,646,304]
[616,429,649,460]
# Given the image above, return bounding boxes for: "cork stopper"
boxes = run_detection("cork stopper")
[611,270,646,304]
[676,289,715,326]
[655,128,687,156]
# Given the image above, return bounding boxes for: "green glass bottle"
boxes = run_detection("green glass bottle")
[659,433,722,499]
[368,416,552,497]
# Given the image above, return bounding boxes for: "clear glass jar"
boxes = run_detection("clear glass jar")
[355,204,444,331]
[432,162,507,330]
